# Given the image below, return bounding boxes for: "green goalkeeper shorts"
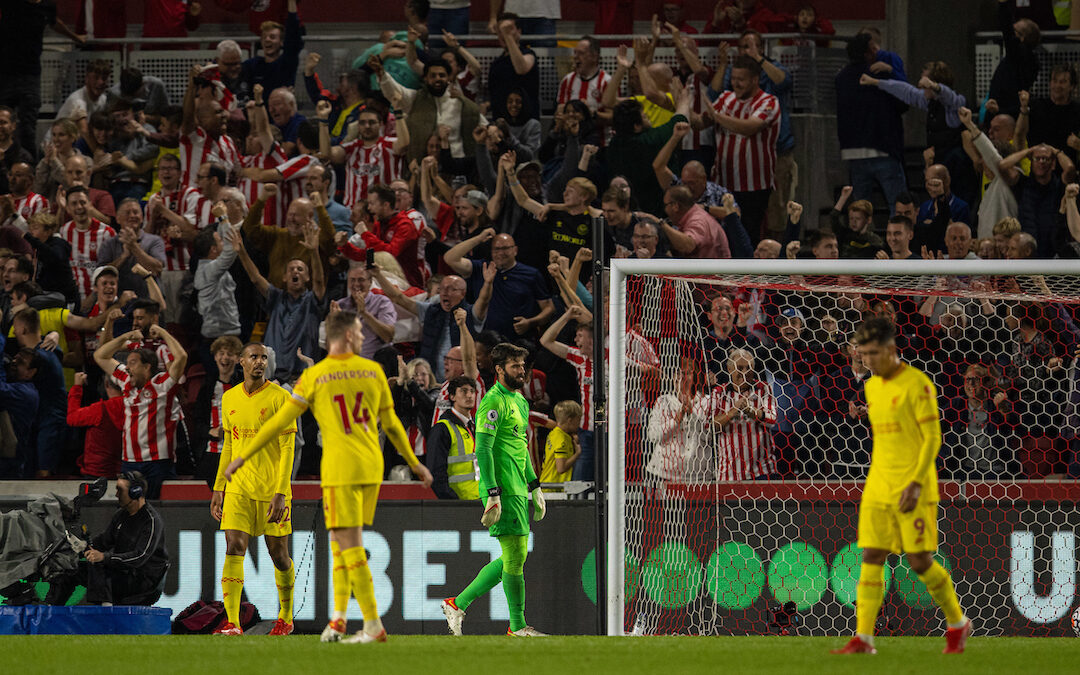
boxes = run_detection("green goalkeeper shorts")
[488,495,529,537]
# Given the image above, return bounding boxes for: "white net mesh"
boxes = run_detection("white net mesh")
[612,265,1080,637]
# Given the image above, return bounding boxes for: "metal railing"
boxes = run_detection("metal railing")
[38,32,848,117]
[975,30,1080,102]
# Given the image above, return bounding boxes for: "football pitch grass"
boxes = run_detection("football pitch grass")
[7,635,1080,674]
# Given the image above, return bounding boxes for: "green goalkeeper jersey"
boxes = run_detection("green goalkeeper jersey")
[475,381,536,497]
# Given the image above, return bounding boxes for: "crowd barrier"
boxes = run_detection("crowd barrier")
[38,34,847,118]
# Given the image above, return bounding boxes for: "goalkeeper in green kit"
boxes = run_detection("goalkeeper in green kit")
[441,343,548,637]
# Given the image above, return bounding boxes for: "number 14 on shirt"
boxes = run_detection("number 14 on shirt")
[333,392,371,433]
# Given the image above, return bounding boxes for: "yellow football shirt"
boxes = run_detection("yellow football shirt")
[631,93,676,129]
[289,353,399,487]
[214,381,296,501]
[540,427,574,484]
[9,307,75,386]
[862,364,941,507]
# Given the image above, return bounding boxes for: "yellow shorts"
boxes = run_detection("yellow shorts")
[857,501,938,554]
[322,484,379,529]
[220,491,292,537]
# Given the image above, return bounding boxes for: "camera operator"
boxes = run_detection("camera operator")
[81,471,169,605]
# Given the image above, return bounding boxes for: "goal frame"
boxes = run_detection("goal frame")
[604,257,1080,636]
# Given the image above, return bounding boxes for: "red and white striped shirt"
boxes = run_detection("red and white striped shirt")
[179,128,240,188]
[408,420,427,458]
[523,368,547,406]
[60,219,116,298]
[711,89,780,192]
[682,72,715,152]
[207,379,233,454]
[527,409,551,468]
[199,65,238,112]
[239,143,287,225]
[565,335,656,434]
[708,382,778,481]
[341,136,403,208]
[432,374,486,429]
[273,153,318,225]
[113,364,181,463]
[565,346,597,432]
[457,69,479,102]
[124,339,176,370]
[122,340,186,432]
[155,186,206,271]
[557,69,611,113]
[15,192,48,222]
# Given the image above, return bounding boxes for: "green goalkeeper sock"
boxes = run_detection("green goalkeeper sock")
[502,571,526,632]
[456,558,504,611]
[498,535,529,631]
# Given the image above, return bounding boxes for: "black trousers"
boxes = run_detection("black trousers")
[48,561,165,606]
[85,562,164,605]
[197,451,221,489]
[733,188,773,245]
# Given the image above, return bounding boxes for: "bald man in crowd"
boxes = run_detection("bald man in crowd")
[443,228,554,341]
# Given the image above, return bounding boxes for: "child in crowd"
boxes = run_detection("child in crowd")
[540,400,583,489]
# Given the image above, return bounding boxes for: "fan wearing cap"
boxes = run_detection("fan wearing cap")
[761,305,846,472]
[77,266,137,387]
[420,178,496,270]
[102,99,158,204]
[337,183,426,290]
[500,152,614,273]
[107,67,170,122]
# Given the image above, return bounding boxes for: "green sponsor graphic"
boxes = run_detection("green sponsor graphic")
[705,541,765,609]
[581,548,640,605]
[830,543,894,608]
[641,542,703,609]
[893,554,953,610]
[582,541,953,613]
[767,542,828,610]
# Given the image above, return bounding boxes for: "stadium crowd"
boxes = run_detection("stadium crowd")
[0,0,1077,496]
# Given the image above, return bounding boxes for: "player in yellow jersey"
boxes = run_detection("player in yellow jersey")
[833,317,971,655]
[210,342,297,636]
[224,310,433,644]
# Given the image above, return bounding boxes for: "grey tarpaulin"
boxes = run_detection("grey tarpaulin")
[0,495,79,590]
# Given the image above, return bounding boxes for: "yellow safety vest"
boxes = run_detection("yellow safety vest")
[438,417,479,500]
[1053,0,1070,26]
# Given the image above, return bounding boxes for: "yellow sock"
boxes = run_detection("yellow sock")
[221,554,245,626]
[343,546,378,621]
[330,540,349,619]
[274,559,295,623]
[855,563,885,639]
[918,561,965,626]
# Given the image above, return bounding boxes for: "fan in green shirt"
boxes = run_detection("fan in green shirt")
[440,343,548,637]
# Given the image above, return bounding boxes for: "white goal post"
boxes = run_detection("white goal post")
[606,257,1080,637]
